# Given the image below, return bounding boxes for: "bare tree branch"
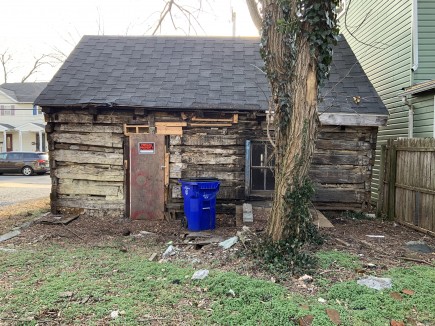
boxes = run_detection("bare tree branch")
[151,0,207,36]
[21,54,58,83]
[245,0,263,33]
[0,50,14,83]
[153,1,173,35]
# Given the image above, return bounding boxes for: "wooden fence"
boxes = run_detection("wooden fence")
[377,138,435,234]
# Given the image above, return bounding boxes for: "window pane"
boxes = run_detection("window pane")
[7,153,23,160]
[251,169,264,190]
[23,153,36,159]
[251,143,264,166]
[266,168,275,190]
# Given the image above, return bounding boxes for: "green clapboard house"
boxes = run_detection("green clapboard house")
[340,0,435,202]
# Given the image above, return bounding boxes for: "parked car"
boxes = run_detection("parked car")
[0,152,49,176]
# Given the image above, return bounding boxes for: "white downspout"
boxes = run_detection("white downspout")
[402,96,414,138]
[411,0,419,72]
[408,107,414,138]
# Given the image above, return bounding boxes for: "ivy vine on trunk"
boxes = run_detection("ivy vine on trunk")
[260,0,339,245]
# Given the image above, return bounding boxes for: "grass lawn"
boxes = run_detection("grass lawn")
[1,246,434,325]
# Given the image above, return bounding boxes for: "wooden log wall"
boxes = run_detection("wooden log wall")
[168,113,265,207]
[44,108,147,217]
[310,125,378,211]
[44,106,378,217]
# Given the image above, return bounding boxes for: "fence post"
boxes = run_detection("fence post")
[376,144,387,217]
[387,140,397,220]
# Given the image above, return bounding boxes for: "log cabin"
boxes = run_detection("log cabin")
[35,35,388,219]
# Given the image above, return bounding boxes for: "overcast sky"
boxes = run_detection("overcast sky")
[1,0,258,83]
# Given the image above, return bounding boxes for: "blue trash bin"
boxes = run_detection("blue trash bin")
[179,178,220,231]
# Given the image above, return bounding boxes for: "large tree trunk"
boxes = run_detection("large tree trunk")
[262,1,319,242]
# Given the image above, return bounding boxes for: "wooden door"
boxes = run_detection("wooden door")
[6,134,12,152]
[129,134,165,220]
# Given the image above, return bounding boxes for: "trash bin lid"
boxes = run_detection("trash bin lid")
[179,178,219,183]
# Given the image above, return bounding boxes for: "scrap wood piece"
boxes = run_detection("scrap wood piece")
[310,209,334,228]
[176,237,224,247]
[335,238,351,247]
[359,239,374,247]
[39,214,79,225]
[398,256,434,267]
[191,116,233,122]
[396,221,435,237]
[186,232,213,239]
[155,122,187,127]
[189,123,233,127]
[0,230,21,243]
[191,237,224,246]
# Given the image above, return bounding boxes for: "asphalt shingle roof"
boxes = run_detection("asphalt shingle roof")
[35,35,387,116]
[0,123,15,129]
[0,82,48,102]
[319,35,387,115]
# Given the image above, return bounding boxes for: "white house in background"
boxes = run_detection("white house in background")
[0,83,48,152]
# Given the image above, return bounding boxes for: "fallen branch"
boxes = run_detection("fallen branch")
[137,317,181,323]
[62,225,85,241]
[399,257,434,267]
[335,238,351,247]
[359,239,374,248]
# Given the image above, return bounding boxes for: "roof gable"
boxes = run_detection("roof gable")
[0,82,48,103]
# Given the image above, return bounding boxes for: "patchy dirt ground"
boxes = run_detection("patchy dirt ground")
[0,198,49,235]
[3,206,434,295]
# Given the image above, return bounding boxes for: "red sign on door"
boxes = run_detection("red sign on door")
[138,142,155,154]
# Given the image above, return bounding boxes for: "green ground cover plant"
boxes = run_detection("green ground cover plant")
[1,246,434,325]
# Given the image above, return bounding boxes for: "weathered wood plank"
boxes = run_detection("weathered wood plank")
[170,146,245,155]
[54,164,124,182]
[312,188,368,203]
[54,149,123,165]
[57,179,124,198]
[317,131,374,141]
[376,144,387,217]
[51,131,123,148]
[48,112,148,124]
[56,197,124,210]
[178,170,244,181]
[55,123,123,133]
[388,140,397,220]
[170,135,245,146]
[169,163,244,178]
[315,139,375,150]
[171,184,244,200]
[319,113,388,126]
[54,144,124,153]
[170,153,244,165]
[312,153,371,165]
[309,167,368,184]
